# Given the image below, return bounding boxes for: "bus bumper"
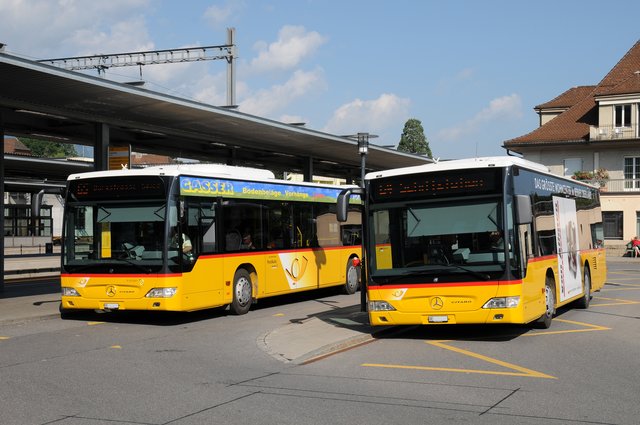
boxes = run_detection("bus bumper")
[368,307,527,326]
[60,295,187,312]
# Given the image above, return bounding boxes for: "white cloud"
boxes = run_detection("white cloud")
[190,72,229,106]
[437,94,522,140]
[250,25,327,73]
[239,68,326,117]
[0,0,152,58]
[204,0,245,29]
[323,94,411,137]
[69,17,154,56]
[456,68,474,80]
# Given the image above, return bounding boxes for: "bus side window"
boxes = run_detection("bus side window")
[200,201,217,254]
[517,223,533,278]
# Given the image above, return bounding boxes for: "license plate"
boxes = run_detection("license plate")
[428,315,448,323]
[104,303,120,310]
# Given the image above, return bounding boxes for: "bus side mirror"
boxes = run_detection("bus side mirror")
[337,187,364,222]
[515,195,532,225]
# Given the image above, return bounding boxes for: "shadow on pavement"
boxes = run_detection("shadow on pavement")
[0,278,60,299]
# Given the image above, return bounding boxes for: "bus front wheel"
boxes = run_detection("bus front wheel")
[344,257,360,295]
[59,302,80,320]
[231,269,253,315]
[535,276,556,329]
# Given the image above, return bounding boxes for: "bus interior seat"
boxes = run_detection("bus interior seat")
[226,230,242,250]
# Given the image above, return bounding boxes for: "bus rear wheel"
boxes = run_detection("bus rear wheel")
[576,267,591,309]
[230,269,253,315]
[344,257,360,295]
[535,276,555,329]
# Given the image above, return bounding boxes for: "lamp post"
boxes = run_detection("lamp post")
[357,132,369,188]
[349,132,376,312]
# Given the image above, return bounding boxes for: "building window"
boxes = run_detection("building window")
[624,157,640,190]
[2,205,53,237]
[563,158,583,177]
[602,211,623,240]
[614,104,632,127]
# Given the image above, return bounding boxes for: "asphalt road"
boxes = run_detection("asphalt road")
[0,261,638,425]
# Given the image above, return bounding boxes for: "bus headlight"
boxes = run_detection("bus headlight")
[145,288,178,298]
[483,296,520,309]
[61,287,80,297]
[368,301,396,311]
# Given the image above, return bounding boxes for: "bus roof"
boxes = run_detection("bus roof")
[67,163,357,190]
[365,156,552,180]
[67,163,275,182]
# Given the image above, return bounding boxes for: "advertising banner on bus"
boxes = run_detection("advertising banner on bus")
[179,176,360,204]
[553,196,582,301]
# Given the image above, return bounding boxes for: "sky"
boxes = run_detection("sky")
[1,0,639,160]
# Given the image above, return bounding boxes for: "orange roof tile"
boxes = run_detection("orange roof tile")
[534,86,595,110]
[3,136,32,155]
[506,40,640,147]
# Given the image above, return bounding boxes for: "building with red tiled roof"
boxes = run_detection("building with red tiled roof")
[533,85,596,127]
[3,135,32,155]
[504,40,640,254]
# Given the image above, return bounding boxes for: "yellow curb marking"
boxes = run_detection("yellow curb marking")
[362,318,615,379]
[363,339,556,379]
[601,285,640,292]
[590,297,640,307]
[523,318,610,337]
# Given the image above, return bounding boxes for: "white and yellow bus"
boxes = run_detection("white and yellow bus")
[337,156,606,328]
[60,164,361,317]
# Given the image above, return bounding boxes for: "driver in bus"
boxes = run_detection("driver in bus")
[489,231,505,250]
[170,228,192,253]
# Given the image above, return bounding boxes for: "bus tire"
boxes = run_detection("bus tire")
[535,276,555,329]
[230,269,253,315]
[576,267,591,309]
[344,257,360,295]
[59,302,79,320]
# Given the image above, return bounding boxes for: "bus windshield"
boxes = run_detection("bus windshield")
[370,198,512,282]
[63,200,167,273]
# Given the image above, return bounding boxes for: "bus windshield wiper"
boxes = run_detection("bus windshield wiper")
[371,267,437,282]
[435,264,491,281]
[65,263,101,274]
[371,264,491,283]
[113,258,153,274]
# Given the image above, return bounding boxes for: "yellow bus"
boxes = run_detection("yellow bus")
[337,156,606,328]
[60,164,361,317]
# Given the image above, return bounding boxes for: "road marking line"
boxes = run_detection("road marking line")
[590,297,640,307]
[362,340,556,379]
[0,336,9,340]
[87,322,105,326]
[362,362,552,378]
[524,318,610,337]
[273,313,285,317]
[110,345,122,349]
[602,283,640,291]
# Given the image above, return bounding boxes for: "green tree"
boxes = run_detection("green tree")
[397,118,432,157]
[19,137,77,158]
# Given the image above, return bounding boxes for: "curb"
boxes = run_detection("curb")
[295,333,375,365]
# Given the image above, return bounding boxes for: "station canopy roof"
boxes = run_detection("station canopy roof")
[0,52,431,185]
